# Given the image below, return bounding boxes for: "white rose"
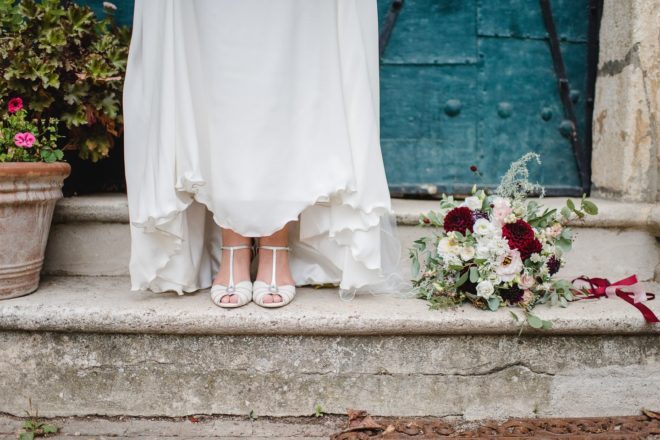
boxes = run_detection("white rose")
[463,196,482,211]
[476,280,494,299]
[437,236,460,256]
[473,218,495,236]
[459,246,476,261]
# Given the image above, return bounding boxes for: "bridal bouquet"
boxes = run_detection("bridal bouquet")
[409,154,598,328]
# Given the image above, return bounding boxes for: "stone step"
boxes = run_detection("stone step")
[0,275,658,420]
[43,194,660,282]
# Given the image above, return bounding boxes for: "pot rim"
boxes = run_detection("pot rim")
[0,161,71,177]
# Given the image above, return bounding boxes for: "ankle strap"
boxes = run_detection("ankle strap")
[258,245,290,251]
[221,245,251,250]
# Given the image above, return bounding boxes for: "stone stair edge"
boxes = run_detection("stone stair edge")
[0,275,658,337]
[52,193,660,233]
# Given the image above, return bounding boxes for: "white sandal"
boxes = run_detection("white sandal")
[210,244,253,308]
[253,245,296,308]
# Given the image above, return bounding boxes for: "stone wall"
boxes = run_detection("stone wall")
[1,331,658,420]
[591,0,659,202]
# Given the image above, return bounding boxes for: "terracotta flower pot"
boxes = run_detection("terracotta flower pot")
[0,162,71,299]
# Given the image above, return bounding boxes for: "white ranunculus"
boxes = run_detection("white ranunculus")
[437,236,460,256]
[459,245,476,261]
[476,244,491,259]
[476,280,494,299]
[463,196,482,211]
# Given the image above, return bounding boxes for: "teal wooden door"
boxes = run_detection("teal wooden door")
[81,0,596,196]
[378,0,595,196]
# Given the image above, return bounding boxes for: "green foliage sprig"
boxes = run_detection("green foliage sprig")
[0,0,130,161]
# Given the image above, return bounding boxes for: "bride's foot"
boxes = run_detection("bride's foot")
[212,243,252,305]
[255,244,295,304]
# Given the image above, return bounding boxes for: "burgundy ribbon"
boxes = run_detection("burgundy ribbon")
[572,275,658,323]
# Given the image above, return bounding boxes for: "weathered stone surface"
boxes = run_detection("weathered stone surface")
[0,276,657,420]
[0,414,342,439]
[43,196,660,282]
[43,222,130,276]
[592,0,659,202]
[0,330,657,419]
[1,276,658,336]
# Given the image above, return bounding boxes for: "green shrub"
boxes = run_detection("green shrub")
[0,0,130,162]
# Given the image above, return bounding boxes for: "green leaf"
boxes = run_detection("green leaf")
[455,270,469,289]
[411,258,420,278]
[527,314,543,329]
[566,198,575,210]
[469,266,479,283]
[41,424,58,434]
[487,297,500,311]
[541,319,553,329]
[509,310,520,321]
[581,200,598,215]
[556,237,572,252]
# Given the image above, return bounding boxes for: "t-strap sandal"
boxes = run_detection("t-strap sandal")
[211,244,253,308]
[253,245,296,308]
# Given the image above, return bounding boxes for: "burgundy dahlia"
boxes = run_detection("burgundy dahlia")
[502,219,535,252]
[547,255,561,275]
[443,206,475,234]
[500,285,524,304]
[518,238,542,260]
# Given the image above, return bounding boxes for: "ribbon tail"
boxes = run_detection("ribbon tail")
[616,291,660,323]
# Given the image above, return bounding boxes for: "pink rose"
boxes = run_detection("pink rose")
[519,273,536,289]
[491,197,513,226]
[8,97,23,113]
[545,223,563,238]
[14,132,36,148]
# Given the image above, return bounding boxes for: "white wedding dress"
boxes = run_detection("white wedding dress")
[123,0,407,298]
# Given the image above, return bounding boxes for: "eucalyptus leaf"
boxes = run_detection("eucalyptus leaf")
[455,270,469,289]
[581,200,599,215]
[469,266,479,283]
[527,314,543,329]
[487,297,500,311]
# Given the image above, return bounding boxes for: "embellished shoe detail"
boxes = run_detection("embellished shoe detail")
[253,245,296,308]
[211,244,253,308]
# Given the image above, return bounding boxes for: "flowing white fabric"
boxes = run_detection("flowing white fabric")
[123,0,411,297]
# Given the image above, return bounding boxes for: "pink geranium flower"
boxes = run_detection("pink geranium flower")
[14,132,36,148]
[8,97,23,113]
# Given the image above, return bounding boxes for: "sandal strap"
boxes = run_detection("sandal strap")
[221,244,252,289]
[257,246,291,289]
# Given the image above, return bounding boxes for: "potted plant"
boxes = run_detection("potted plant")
[0,96,69,299]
